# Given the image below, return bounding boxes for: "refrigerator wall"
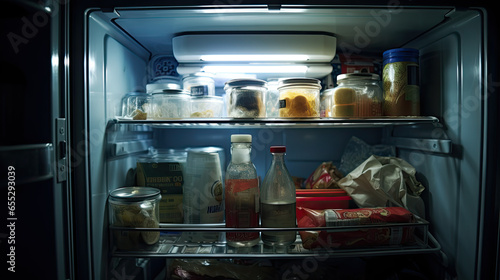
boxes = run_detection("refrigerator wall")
[77,4,495,280]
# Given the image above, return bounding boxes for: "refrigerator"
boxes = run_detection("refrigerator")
[1,0,499,279]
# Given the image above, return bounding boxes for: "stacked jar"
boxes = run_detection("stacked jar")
[183,72,224,118]
[330,73,383,118]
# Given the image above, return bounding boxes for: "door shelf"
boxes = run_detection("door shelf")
[110,217,441,259]
[110,116,440,129]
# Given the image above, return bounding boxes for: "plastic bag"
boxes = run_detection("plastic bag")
[338,155,425,217]
[339,136,396,175]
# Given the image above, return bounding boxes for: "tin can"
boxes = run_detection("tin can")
[109,187,161,250]
[382,48,420,116]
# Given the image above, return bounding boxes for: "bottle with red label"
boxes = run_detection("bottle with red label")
[224,134,260,247]
[260,146,296,247]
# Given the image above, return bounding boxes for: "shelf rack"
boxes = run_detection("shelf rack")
[110,217,441,259]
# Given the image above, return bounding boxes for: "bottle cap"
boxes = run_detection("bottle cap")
[270,146,286,153]
[231,134,252,143]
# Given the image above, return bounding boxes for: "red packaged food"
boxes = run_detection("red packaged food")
[297,207,415,249]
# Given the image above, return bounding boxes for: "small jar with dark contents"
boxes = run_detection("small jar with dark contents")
[224,79,267,118]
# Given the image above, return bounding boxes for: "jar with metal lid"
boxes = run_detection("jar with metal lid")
[108,187,161,250]
[149,88,191,119]
[224,79,267,118]
[278,78,321,118]
[332,73,383,117]
[183,72,215,96]
[121,91,150,120]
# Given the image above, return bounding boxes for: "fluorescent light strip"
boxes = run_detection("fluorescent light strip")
[200,54,309,62]
[202,65,308,73]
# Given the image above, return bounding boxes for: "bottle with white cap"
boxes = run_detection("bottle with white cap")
[224,134,260,247]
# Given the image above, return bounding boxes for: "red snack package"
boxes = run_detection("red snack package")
[304,162,343,189]
[297,207,415,249]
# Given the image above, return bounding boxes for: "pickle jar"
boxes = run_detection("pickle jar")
[224,79,267,118]
[108,187,161,250]
[333,73,383,117]
[278,78,321,118]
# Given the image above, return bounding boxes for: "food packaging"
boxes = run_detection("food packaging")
[296,207,415,249]
[303,161,343,189]
[136,148,186,223]
[108,187,161,250]
[278,78,321,118]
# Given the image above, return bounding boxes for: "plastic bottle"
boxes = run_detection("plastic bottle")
[260,146,296,246]
[224,134,260,247]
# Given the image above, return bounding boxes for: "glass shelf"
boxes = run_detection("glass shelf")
[110,116,440,128]
[110,217,441,259]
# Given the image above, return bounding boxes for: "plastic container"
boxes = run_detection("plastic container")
[121,91,150,120]
[224,79,267,118]
[149,89,191,119]
[108,187,161,250]
[332,73,383,117]
[183,72,216,96]
[382,48,420,116]
[278,78,321,118]
[190,96,224,118]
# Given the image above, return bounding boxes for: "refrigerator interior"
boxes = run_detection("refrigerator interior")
[82,5,491,279]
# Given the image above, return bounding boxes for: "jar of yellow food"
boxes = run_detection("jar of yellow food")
[278,78,321,118]
[109,187,161,251]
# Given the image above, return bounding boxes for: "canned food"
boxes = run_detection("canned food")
[109,187,161,250]
[278,78,321,118]
[224,79,267,118]
[382,48,420,116]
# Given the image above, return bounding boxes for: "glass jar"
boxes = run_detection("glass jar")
[333,73,383,117]
[183,72,216,96]
[266,79,280,118]
[224,79,267,118]
[146,76,182,94]
[108,187,161,250]
[382,48,420,116]
[121,91,150,120]
[278,78,321,118]
[320,89,334,117]
[149,89,191,119]
[190,96,224,118]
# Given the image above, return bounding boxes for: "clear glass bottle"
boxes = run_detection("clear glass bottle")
[224,134,260,247]
[260,146,296,247]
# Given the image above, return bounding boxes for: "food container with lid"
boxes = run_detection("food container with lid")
[121,91,150,120]
[108,187,161,250]
[149,89,191,119]
[382,48,420,116]
[190,96,224,118]
[146,76,182,94]
[224,79,267,118]
[332,73,383,117]
[278,78,321,118]
[183,72,215,96]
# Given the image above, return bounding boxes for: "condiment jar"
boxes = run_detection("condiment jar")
[121,91,150,120]
[182,72,216,96]
[278,78,321,118]
[108,187,161,250]
[224,79,267,118]
[149,89,191,119]
[382,48,420,116]
[333,73,383,117]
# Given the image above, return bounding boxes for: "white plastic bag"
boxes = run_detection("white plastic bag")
[338,155,425,217]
